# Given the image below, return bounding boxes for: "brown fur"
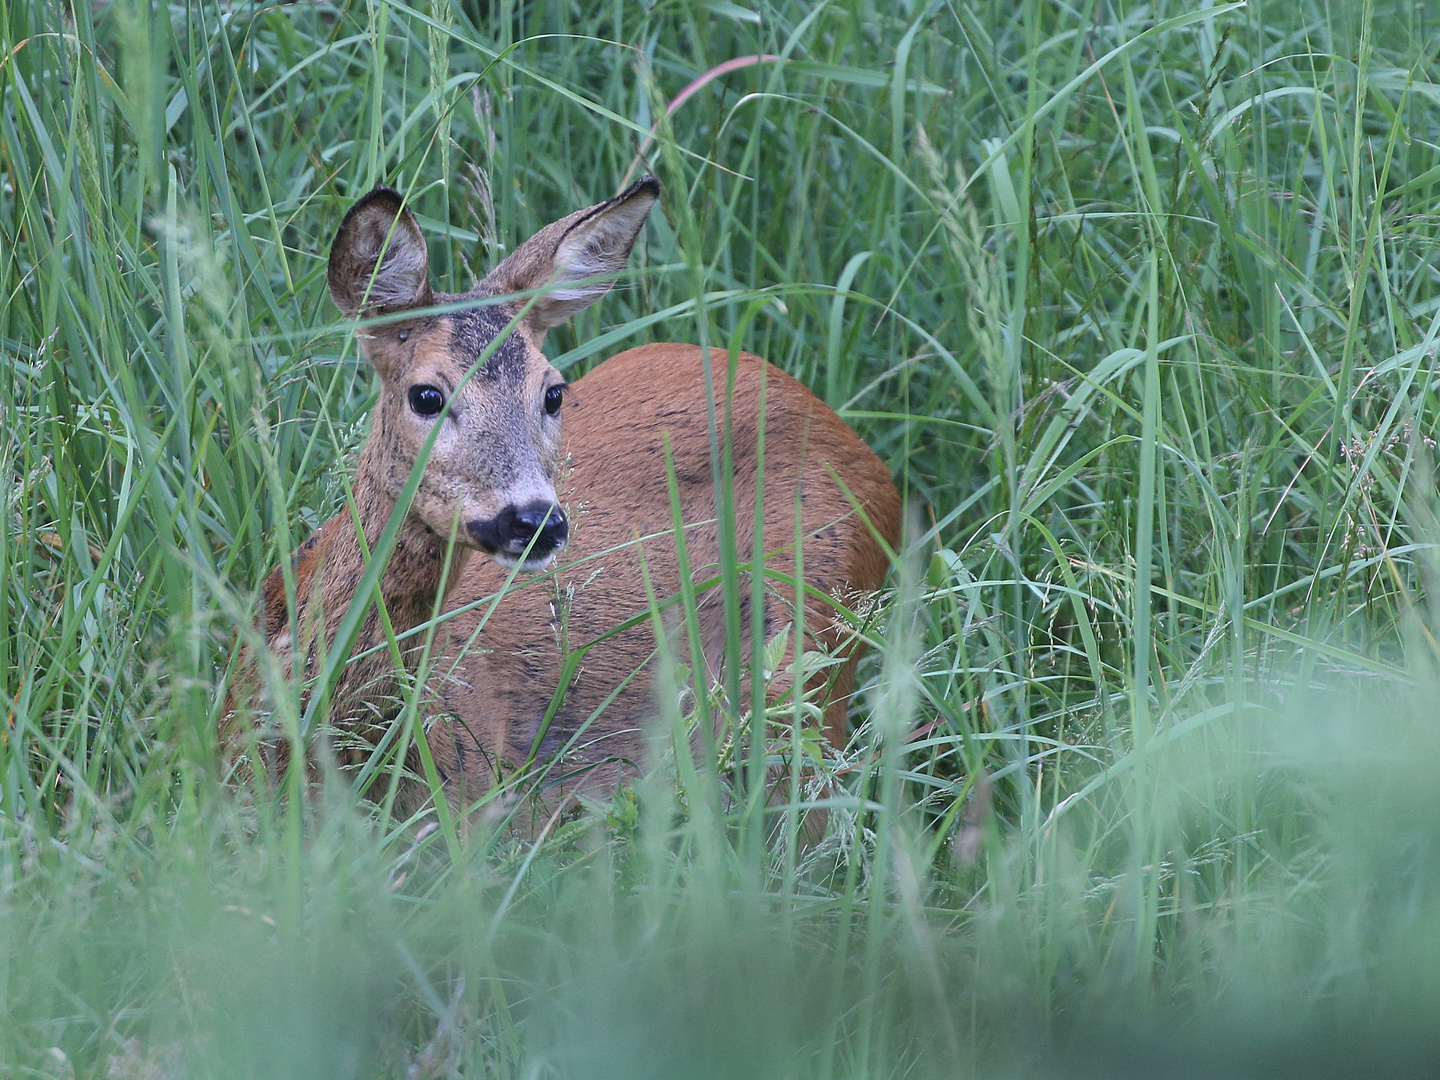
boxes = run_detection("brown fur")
[238,180,901,814]
[425,345,899,809]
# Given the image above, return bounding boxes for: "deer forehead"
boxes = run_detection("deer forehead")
[448,304,535,378]
[393,304,548,392]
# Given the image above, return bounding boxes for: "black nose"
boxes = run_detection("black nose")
[468,500,568,561]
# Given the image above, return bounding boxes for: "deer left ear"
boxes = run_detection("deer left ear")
[328,187,433,316]
[481,177,659,339]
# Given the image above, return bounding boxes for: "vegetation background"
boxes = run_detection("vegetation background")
[4,0,1440,1074]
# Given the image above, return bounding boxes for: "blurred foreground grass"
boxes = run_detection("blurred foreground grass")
[5,0,1440,1074]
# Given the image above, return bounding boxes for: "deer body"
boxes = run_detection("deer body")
[248,180,900,809]
[429,343,897,800]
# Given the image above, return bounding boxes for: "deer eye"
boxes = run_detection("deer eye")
[408,384,445,416]
[543,385,563,417]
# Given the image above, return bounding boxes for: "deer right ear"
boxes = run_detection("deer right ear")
[328,188,433,316]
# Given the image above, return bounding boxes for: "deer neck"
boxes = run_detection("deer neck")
[291,440,475,736]
[327,443,473,640]
[245,440,476,751]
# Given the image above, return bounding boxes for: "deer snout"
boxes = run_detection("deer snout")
[468,500,568,564]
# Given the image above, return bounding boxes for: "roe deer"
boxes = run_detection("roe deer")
[246,177,900,815]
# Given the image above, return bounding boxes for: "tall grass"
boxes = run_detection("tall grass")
[4,0,1440,1074]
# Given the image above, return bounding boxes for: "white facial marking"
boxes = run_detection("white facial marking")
[494,550,560,572]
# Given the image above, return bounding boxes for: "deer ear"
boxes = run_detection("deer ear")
[481,177,659,339]
[328,187,433,316]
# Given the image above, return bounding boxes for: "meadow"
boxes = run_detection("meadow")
[4,0,1440,1075]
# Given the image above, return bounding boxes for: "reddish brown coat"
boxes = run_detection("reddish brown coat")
[426,343,899,804]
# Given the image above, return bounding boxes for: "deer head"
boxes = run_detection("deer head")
[326,177,660,569]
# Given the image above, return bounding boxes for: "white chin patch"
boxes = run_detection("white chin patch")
[494,551,558,572]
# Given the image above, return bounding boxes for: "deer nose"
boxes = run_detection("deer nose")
[468,501,568,561]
